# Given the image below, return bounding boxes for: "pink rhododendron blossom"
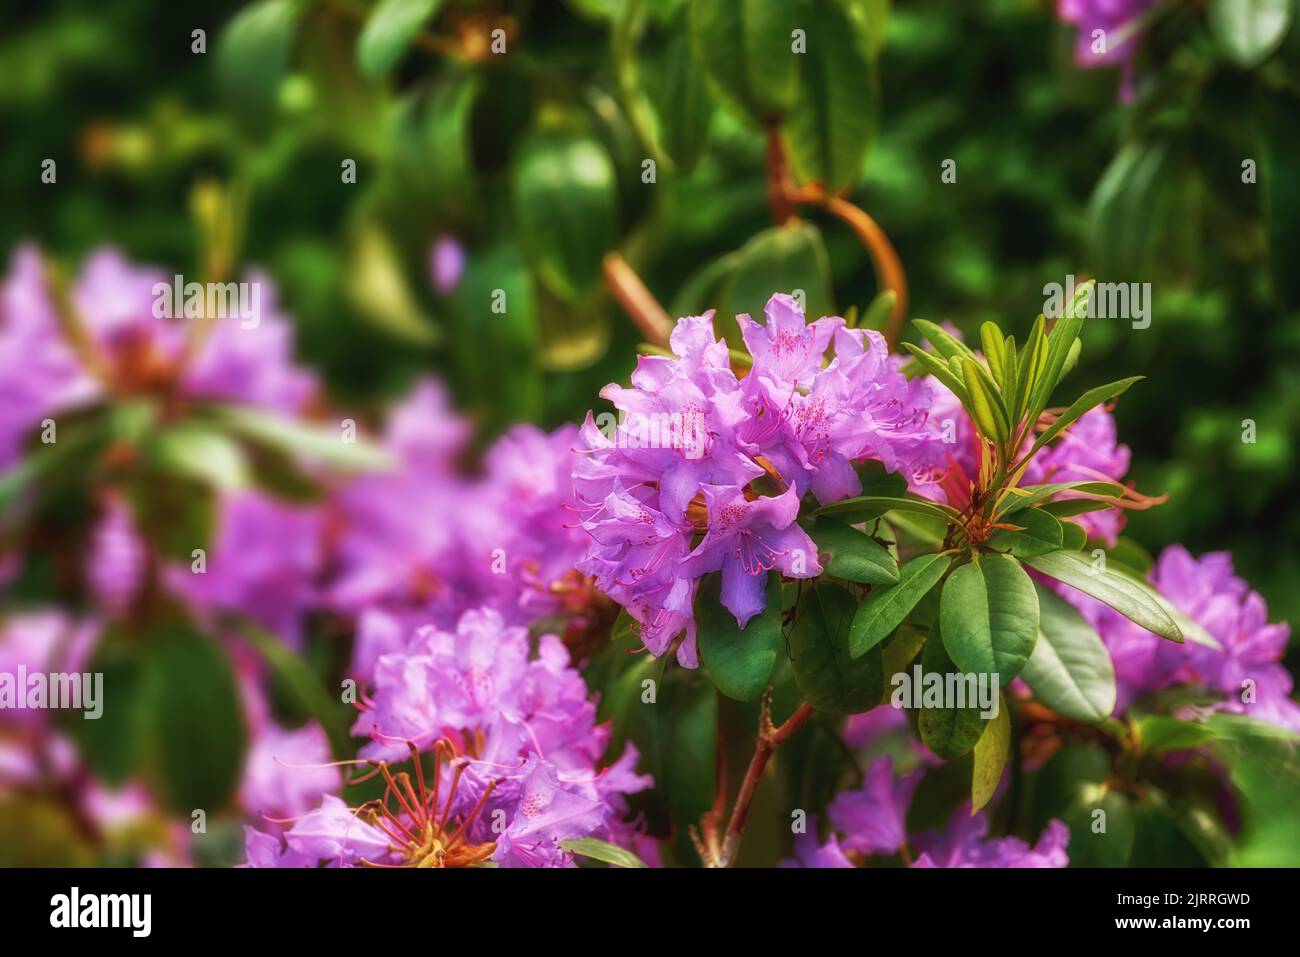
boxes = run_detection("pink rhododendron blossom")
[574,297,944,665]
[246,606,652,868]
[1059,545,1300,728]
[912,808,1070,868]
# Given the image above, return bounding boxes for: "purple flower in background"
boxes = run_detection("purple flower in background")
[85,495,147,617]
[1057,0,1161,101]
[826,756,923,856]
[1024,407,1131,544]
[0,246,320,449]
[1062,545,1300,729]
[781,820,855,868]
[327,378,591,649]
[912,808,1070,868]
[167,492,325,647]
[430,235,466,295]
[0,247,97,470]
[249,605,652,868]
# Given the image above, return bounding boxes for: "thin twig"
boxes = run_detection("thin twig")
[604,251,673,349]
[708,692,815,868]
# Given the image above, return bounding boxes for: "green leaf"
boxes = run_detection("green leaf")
[809,518,898,585]
[916,630,989,760]
[816,493,956,524]
[980,322,1008,391]
[650,4,714,172]
[1028,377,1143,456]
[879,623,927,703]
[141,618,248,812]
[512,126,619,301]
[1135,715,1217,754]
[849,552,952,659]
[971,697,1010,812]
[999,480,1125,517]
[939,554,1039,684]
[69,627,148,786]
[913,319,978,365]
[357,0,444,77]
[784,0,878,189]
[216,0,300,134]
[696,573,783,702]
[147,425,250,492]
[1024,550,1182,642]
[791,582,884,714]
[690,0,801,123]
[127,475,216,563]
[1059,520,1088,551]
[961,357,1009,442]
[1011,314,1046,421]
[345,223,441,346]
[901,342,968,402]
[559,837,649,868]
[207,404,392,472]
[1020,584,1116,723]
[987,506,1063,558]
[721,221,834,345]
[1207,0,1293,67]
[453,242,543,427]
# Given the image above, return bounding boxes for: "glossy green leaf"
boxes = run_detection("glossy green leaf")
[512,126,619,301]
[1024,550,1182,642]
[792,582,884,714]
[207,404,392,471]
[784,0,878,189]
[816,494,956,524]
[1029,377,1143,456]
[1021,584,1116,723]
[216,0,300,134]
[696,573,783,702]
[939,554,1039,684]
[916,630,989,760]
[901,342,968,401]
[961,356,1009,442]
[721,221,834,345]
[1059,520,1088,551]
[357,0,444,77]
[971,696,1010,812]
[987,506,1064,558]
[559,837,649,868]
[849,552,952,659]
[689,0,801,123]
[147,425,249,492]
[142,618,247,812]
[809,518,898,585]
[1208,0,1292,67]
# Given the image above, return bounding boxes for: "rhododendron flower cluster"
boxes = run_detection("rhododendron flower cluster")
[1058,545,1300,729]
[573,295,945,665]
[247,607,651,867]
[784,757,1070,869]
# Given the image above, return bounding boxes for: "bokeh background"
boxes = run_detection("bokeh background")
[1,0,1296,865]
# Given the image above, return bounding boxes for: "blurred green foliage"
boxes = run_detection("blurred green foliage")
[1,0,1294,628]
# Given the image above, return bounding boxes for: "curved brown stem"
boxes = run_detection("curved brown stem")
[604,251,673,349]
[762,131,909,350]
[706,692,815,868]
